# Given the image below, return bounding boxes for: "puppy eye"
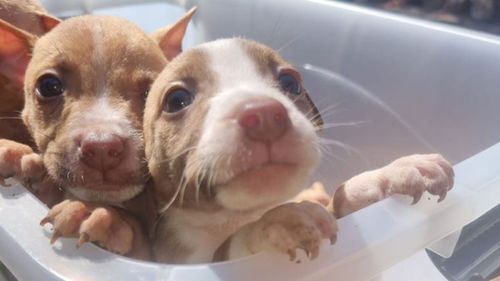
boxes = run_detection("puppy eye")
[163,88,193,113]
[278,73,301,95]
[36,74,64,99]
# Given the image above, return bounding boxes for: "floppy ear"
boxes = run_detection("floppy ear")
[151,6,197,61]
[37,13,61,32]
[0,19,37,87]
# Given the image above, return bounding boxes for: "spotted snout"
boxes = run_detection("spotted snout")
[238,97,290,143]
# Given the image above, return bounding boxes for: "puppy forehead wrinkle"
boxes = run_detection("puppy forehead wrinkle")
[206,39,264,90]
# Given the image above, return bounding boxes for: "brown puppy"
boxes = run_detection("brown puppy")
[0,0,58,145]
[0,9,195,258]
[144,38,454,263]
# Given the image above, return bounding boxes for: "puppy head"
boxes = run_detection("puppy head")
[145,38,323,211]
[19,15,166,203]
[0,11,193,203]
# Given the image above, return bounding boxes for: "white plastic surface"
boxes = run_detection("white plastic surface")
[1,142,499,281]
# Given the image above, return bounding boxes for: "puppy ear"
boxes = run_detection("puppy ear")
[0,19,37,87]
[37,14,61,32]
[151,6,197,61]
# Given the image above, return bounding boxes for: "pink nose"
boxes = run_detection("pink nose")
[238,98,290,142]
[79,133,125,172]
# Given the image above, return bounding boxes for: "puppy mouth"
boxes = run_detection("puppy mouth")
[219,161,298,186]
[56,165,146,192]
[67,184,144,203]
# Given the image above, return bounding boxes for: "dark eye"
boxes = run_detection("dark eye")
[278,73,301,95]
[36,74,64,99]
[163,88,193,113]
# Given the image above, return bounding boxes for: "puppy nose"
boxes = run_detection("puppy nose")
[238,97,290,142]
[79,133,125,171]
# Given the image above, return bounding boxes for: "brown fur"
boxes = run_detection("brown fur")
[145,48,215,204]
[153,212,195,262]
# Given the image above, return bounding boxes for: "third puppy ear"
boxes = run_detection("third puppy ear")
[150,7,197,61]
[36,13,61,33]
[0,19,37,87]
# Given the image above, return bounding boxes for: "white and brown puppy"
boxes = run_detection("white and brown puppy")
[145,38,332,264]
[0,9,195,258]
[145,38,454,264]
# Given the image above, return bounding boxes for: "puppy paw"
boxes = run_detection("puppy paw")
[0,139,34,185]
[383,154,454,203]
[40,200,134,255]
[247,201,337,261]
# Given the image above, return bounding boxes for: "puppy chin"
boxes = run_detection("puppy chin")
[215,163,315,211]
[68,184,144,204]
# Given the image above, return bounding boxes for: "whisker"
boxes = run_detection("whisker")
[305,102,343,124]
[277,33,303,53]
[153,146,197,167]
[159,176,183,214]
[266,9,285,46]
[318,143,348,162]
[0,117,23,120]
[317,121,368,131]
[317,137,361,157]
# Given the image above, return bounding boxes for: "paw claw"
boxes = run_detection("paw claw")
[76,232,89,248]
[330,234,337,245]
[304,248,310,258]
[287,249,297,261]
[40,216,51,226]
[438,192,446,202]
[310,246,319,260]
[50,231,62,244]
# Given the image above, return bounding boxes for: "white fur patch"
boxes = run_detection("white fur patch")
[81,96,130,130]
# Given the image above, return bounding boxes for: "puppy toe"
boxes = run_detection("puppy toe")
[105,220,133,255]
[42,200,90,243]
[78,208,114,244]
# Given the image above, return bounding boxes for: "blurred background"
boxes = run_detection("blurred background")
[346,0,500,34]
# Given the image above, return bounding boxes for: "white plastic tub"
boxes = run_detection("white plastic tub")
[2,0,500,280]
[1,143,499,281]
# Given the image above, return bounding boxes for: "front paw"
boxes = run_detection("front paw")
[247,201,337,261]
[0,139,34,185]
[40,200,134,255]
[384,154,454,203]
